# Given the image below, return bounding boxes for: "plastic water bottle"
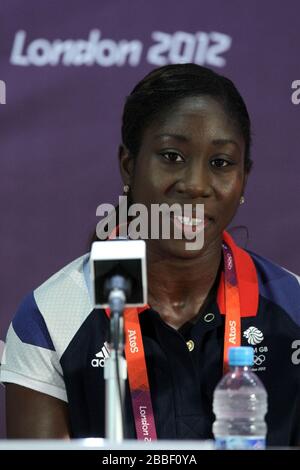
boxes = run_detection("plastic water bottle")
[213,346,267,450]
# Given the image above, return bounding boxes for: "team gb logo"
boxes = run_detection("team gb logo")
[243,326,264,345]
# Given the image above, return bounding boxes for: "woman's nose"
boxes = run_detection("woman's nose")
[176,161,212,199]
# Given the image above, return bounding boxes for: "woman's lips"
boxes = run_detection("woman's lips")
[172,215,211,237]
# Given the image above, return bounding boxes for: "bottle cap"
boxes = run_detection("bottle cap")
[228,346,254,366]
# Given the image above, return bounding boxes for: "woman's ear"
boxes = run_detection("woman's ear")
[242,167,251,195]
[118,144,134,185]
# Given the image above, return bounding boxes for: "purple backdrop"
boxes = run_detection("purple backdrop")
[0,0,299,437]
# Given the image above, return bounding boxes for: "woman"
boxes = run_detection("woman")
[1,64,300,445]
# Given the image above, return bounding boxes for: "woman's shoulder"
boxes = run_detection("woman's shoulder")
[11,253,94,358]
[246,248,300,283]
[246,248,300,326]
[34,253,91,305]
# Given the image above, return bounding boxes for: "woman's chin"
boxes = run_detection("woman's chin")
[148,237,208,260]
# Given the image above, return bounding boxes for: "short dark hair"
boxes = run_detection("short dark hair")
[121,63,253,173]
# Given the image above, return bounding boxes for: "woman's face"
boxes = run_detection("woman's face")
[120,95,248,258]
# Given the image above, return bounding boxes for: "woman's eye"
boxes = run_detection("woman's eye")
[160,152,185,163]
[211,158,231,168]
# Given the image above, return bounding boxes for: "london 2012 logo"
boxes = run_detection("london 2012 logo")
[9,29,232,68]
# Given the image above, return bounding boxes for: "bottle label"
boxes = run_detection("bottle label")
[215,436,266,450]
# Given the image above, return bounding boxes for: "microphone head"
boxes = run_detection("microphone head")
[90,239,147,308]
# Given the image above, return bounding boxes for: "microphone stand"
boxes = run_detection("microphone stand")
[104,275,131,443]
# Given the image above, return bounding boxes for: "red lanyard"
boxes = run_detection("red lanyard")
[222,238,242,373]
[105,231,259,440]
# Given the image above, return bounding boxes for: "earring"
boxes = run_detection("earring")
[123,184,130,194]
[240,196,245,205]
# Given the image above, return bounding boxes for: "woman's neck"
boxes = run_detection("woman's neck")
[146,237,223,329]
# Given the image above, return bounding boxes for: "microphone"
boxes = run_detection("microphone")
[90,239,147,309]
[89,239,147,442]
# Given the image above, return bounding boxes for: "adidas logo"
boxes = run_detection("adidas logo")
[91,342,110,367]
